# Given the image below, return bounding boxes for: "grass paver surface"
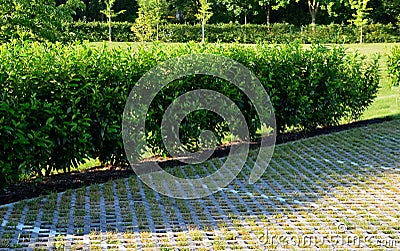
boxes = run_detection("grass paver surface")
[1,120,399,250]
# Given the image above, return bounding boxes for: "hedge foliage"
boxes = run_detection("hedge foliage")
[65,22,400,44]
[0,41,380,187]
[387,45,400,86]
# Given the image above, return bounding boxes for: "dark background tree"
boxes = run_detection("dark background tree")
[40,0,400,26]
[57,0,138,21]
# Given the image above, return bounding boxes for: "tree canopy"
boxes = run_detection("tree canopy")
[132,0,167,41]
[0,0,84,42]
[1,0,399,34]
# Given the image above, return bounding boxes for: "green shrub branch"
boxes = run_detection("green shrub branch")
[0,41,380,187]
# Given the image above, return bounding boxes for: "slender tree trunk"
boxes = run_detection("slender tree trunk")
[108,15,112,42]
[202,20,205,43]
[311,12,316,31]
[101,0,105,22]
[157,23,159,41]
[360,25,363,44]
[267,5,271,28]
[244,14,247,25]
[308,0,319,32]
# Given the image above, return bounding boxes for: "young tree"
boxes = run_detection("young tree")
[348,0,371,43]
[100,0,125,42]
[195,0,213,43]
[132,0,167,42]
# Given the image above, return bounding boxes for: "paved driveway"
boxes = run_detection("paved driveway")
[1,120,399,250]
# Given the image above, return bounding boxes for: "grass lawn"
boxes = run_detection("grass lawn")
[343,43,400,120]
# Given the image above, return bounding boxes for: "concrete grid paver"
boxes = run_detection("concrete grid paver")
[1,120,400,250]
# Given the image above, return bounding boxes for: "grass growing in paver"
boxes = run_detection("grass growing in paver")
[0,41,400,247]
[1,119,399,249]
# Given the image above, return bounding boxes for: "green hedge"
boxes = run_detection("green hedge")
[388,46,400,86]
[66,22,135,42]
[0,41,380,187]
[65,22,400,44]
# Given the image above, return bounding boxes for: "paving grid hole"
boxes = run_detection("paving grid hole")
[0,120,399,250]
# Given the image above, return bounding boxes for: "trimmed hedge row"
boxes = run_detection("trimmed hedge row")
[388,45,400,86]
[0,42,380,187]
[65,22,400,44]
